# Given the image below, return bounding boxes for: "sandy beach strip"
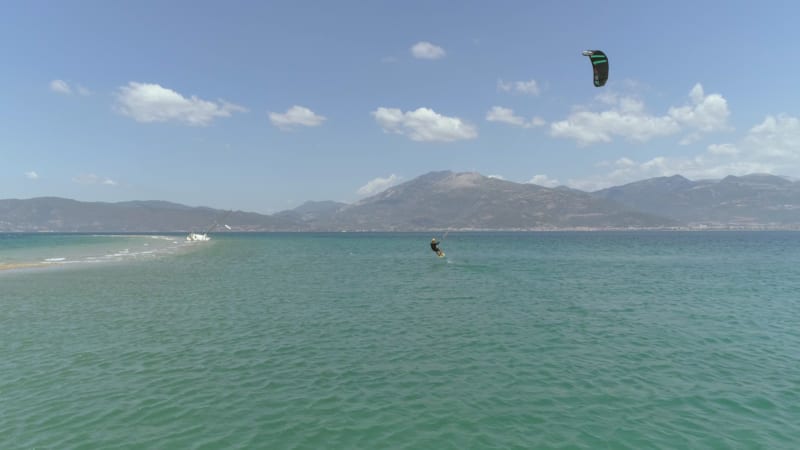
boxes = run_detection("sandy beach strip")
[0,262,54,271]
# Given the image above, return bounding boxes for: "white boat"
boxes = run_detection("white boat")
[186,210,232,242]
[186,232,211,242]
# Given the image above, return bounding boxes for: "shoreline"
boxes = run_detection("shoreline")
[0,234,195,274]
[0,261,54,272]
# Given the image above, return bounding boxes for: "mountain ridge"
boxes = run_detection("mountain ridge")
[2,172,799,232]
[592,173,800,227]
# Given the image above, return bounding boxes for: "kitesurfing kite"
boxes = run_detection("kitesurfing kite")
[582,50,608,87]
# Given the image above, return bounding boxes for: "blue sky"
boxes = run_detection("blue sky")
[2,1,799,213]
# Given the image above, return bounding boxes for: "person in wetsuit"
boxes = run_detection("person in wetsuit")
[430,238,444,257]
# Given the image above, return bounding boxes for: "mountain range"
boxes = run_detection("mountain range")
[2,171,800,232]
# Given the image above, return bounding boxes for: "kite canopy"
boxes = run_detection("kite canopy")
[582,50,608,87]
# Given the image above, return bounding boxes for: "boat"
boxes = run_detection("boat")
[185,211,232,242]
[186,232,211,241]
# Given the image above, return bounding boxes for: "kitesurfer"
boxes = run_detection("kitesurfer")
[430,238,444,257]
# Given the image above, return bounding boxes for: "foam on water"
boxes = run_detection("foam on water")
[0,234,200,273]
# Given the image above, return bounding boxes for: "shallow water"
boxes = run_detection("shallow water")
[2,232,799,449]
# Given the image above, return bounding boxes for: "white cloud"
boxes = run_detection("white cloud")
[528,174,559,187]
[72,174,117,185]
[25,171,39,180]
[50,80,91,96]
[668,83,731,144]
[672,84,730,131]
[487,174,505,180]
[615,157,636,168]
[550,84,730,146]
[372,107,477,142]
[357,174,401,196]
[50,80,71,95]
[486,106,524,127]
[269,106,326,130]
[497,79,540,96]
[530,116,546,127]
[745,114,800,159]
[115,82,247,126]
[550,96,679,145]
[486,106,546,128]
[411,41,446,60]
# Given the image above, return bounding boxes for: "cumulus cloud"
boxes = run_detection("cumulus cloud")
[550,84,730,146]
[528,174,559,187]
[357,174,401,196]
[411,41,446,60]
[487,174,505,180]
[497,79,540,96]
[669,84,730,132]
[115,82,247,126]
[486,106,546,128]
[669,84,731,144]
[269,106,326,130]
[50,80,71,94]
[72,174,117,186]
[550,96,680,145]
[372,107,477,142]
[25,171,39,180]
[745,114,800,159]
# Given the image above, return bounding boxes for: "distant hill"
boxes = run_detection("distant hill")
[272,200,347,224]
[3,172,800,232]
[592,174,800,227]
[0,197,297,232]
[289,171,675,230]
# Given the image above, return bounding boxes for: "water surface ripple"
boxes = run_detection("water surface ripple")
[2,232,799,449]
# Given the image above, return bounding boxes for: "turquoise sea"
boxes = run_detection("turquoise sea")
[2,232,799,449]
